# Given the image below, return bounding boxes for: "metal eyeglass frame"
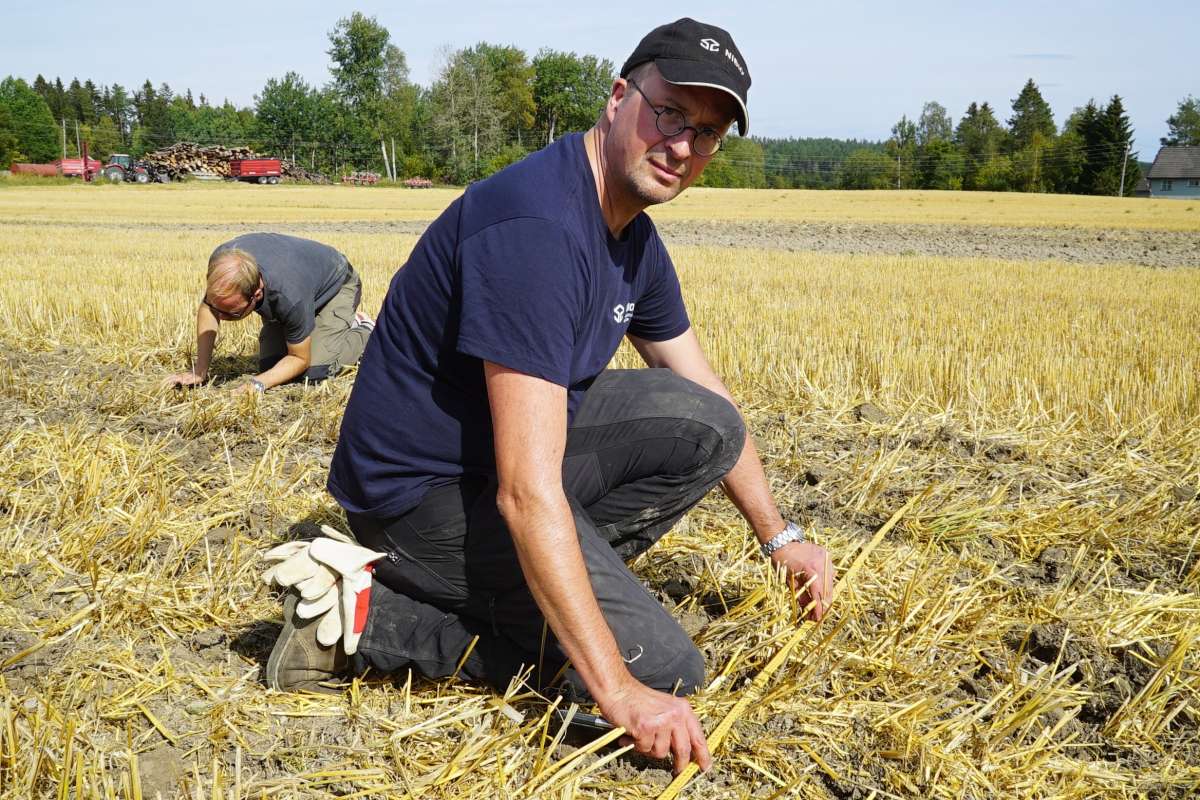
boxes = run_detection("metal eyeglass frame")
[625,78,724,157]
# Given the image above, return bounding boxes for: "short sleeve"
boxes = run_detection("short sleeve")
[627,235,690,342]
[456,218,585,386]
[281,298,315,344]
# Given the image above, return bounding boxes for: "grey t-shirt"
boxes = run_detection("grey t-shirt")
[214,233,349,343]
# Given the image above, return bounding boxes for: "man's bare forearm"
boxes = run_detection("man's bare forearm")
[720,430,787,543]
[193,303,219,379]
[254,354,307,389]
[498,489,633,702]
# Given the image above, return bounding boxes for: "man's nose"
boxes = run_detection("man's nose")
[664,130,694,160]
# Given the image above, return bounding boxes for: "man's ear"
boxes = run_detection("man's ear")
[604,79,627,123]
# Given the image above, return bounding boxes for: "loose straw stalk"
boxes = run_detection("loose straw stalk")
[658,490,925,800]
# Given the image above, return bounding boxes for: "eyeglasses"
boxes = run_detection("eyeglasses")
[626,79,724,158]
[203,291,257,321]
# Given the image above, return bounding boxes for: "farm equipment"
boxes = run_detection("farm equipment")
[343,171,381,186]
[103,154,169,183]
[12,157,104,179]
[229,158,282,184]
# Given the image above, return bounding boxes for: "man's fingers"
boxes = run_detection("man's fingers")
[669,725,692,775]
[687,710,712,772]
[650,727,672,760]
[808,579,825,621]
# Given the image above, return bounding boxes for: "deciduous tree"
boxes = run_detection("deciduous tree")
[1161,95,1200,146]
[532,50,613,145]
[0,76,59,162]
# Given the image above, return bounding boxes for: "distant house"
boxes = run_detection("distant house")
[1146,146,1200,198]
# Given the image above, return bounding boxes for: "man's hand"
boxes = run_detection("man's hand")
[771,541,835,621]
[164,372,205,388]
[230,379,265,397]
[601,679,711,775]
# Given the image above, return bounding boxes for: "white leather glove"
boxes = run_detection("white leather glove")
[262,525,385,654]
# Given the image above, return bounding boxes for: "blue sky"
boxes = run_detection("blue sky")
[7,0,1195,158]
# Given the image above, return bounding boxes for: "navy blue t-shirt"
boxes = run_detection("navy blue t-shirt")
[327,133,691,518]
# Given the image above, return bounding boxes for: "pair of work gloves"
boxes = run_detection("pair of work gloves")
[261,526,384,655]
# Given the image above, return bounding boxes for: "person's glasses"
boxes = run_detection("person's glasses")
[626,79,724,157]
[204,292,256,320]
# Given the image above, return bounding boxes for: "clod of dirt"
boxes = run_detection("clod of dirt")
[1036,547,1070,583]
[138,744,185,800]
[1082,674,1133,723]
[661,576,694,603]
[853,403,887,424]
[191,629,226,650]
[1172,484,1197,503]
[204,525,237,547]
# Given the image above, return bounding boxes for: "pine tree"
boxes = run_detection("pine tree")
[1070,100,1103,194]
[955,101,1005,190]
[1095,95,1138,196]
[1008,79,1055,150]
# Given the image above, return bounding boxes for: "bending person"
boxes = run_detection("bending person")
[167,233,374,393]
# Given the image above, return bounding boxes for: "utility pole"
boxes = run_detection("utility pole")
[1118,141,1131,197]
[75,120,81,158]
[896,153,901,190]
[61,118,67,158]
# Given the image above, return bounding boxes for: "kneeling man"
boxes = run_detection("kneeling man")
[265,19,834,774]
[167,233,374,393]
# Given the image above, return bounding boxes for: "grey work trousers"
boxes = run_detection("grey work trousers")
[258,265,369,382]
[346,368,746,698]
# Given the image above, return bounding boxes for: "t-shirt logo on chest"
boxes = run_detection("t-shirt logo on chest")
[612,302,636,324]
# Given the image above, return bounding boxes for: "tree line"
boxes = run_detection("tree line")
[1,11,1196,192]
[842,83,1198,196]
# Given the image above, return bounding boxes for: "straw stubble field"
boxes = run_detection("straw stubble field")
[0,183,1198,799]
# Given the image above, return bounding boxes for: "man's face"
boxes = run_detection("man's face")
[205,281,262,321]
[605,64,735,208]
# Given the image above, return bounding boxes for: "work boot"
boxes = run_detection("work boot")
[266,592,348,694]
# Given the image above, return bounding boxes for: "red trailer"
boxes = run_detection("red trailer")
[56,157,104,178]
[12,157,103,179]
[229,158,282,184]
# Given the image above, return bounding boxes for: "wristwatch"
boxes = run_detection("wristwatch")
[760,521,806,558]
[249,378,266,393]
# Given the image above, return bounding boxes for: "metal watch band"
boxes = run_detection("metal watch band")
[250,378,266,393]
[760,521,805,557]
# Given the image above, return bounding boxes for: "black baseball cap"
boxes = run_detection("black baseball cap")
[620,18,751,136]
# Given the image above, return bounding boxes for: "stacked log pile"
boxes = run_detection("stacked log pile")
[142,143,329,183]
[281,160,330,184]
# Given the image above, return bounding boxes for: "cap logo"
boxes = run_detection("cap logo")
[724,49,745,76]
[699,38,720,52]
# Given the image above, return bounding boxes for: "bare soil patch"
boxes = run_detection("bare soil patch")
[5,216,1197,267]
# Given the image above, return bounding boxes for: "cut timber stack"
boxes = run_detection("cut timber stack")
[142,142,329,183]
[281,161,331,184]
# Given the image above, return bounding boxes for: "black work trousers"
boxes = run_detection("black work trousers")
[346,368,746,698]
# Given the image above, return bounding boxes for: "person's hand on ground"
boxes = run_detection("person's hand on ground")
[230,379,266,397]
[600,678,711,775]
[772,541,835,621]
[164,372,205,388]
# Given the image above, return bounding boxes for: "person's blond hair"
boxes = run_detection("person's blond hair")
[206,247,260,298]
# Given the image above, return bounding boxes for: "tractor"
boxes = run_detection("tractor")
[103,154,169,183]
